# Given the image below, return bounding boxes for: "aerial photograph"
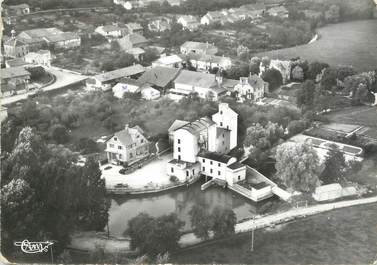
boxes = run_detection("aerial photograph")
[0,0,376,264]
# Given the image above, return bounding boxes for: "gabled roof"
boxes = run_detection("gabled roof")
[43,32,80,43]
[168,120,190,132]
[174,70,216,88]
[19,28,63,39]
[93,64,145,83]
[118,33,148,46]
[177,15,199,23]
[138,66,181,88]
[178,117,215,136]
[198,151,233,164]
[110,125,148,147]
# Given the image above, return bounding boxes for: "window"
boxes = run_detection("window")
[141,139,144,143]
[218,163,221,167]
[222,141,224,145]
[192,169,195,175]
[223,133,225,138]
[109,144,114,148]
[114,137,117,141]
[210,169,213,173]
[178,147,181,152]
[202,159,205,163]
[220,122,223,126]
[210,161,213,165]
[178,139,181,144]
[202,166,205,171]
[130,153,133,158]
[220,111,223,114]
[218,171,221,176]
[227,126,229,129]
[118,146,122,150]
[178,155,181,160]
[186,171,189,177]
[119,154,122,159]
[238,175,241,180]
[171,167,174,173]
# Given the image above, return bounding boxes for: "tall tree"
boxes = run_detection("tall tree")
[261,68,283,91]
[275,142,321,192]
[320,145,347,184]
[189,204,212,240]
[296,80,316,108]
[211,207,236,238]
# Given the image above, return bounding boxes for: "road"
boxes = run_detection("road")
[1,66,88,106]
[69,195,377,252]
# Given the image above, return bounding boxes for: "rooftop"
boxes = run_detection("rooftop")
[138,66,181,88]
[198,151,234,164]
[181,41,217,52]
[154,55,183,65]
[111,125,147,146]
[227,161,246,170]
[93,64,145,83]
[0,67,30,80]
[179,117,215,136]
[43,32,80,43]
[174,70,217,88]
[5,58,28,68]
[168,120,190,132]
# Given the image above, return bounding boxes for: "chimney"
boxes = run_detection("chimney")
[125,124,129,131]
[11,29,16,39]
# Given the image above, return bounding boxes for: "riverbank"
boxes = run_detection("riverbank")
[69,195,377,253]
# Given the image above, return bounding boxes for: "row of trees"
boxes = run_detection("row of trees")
[1,127,110,260]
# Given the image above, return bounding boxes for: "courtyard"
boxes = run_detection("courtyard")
[101,152,174,189]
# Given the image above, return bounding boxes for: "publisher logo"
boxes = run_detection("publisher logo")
[14,239,54,254]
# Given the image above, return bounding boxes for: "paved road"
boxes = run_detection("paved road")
[1,66,88,106]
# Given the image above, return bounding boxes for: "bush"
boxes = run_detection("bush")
[48,123,69,144]
[169,175,179,183]
[77,137,99,154]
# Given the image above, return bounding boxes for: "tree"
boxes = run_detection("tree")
[287,120,308,136]
[320,68,337,91]
[189,204,212,240]
[320,145,347,184]
[261,68,283,91]
[48,123,69,144]
[127,213,184,256]
[307,61,329,81]
[296,80,316,108]
[244,122,284,150]
[275,142,321,192]
[249,57,261,75]
[292,65,304,81]
[211,207,236,238]
[325,4,340,23]
[142,48,159,65]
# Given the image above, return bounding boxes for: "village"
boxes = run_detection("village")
[1,0,377,264]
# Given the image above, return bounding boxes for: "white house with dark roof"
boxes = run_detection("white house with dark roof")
[171,70,228,101]
[180,41,218,55]
[95,25,123,38]
[176,15,201,31]
[234,74,268,101]
[166,103,244,184]
[105,124,150,165]
[138,66,181,92]
[185,53,232,71]
[3,34,29,58]
[152,54,183,68]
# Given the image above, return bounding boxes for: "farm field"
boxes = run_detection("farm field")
[255,20,377,72]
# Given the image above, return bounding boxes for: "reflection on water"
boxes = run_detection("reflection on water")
[108,181,275,237]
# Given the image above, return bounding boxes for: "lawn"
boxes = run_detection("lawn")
[255,20,377,72]
[325,106,377,127]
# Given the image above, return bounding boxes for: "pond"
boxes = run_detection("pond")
[108,179,276,237]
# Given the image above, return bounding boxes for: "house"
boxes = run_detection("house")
[233,74,268,101]
[166,103,242,184]
[138,66,181,92]
[3,34,29,58]
[24,50,53,66]
[105,124,150,165]
[180,41,218,55]
[177,15,200,31]
[4,4,30,16]
[152,54,183,68]
[125,23,144,35]
[95,25,123,38]
[117,33,149,52]
[267,6,289,18]
[86,64,145,91]
[43,32,81,49]
[171,70,227,101]
[185,53,232,71]
[17,28,81,50]
[148,17,172,32]
[201,11,223,25]
[141,87,161,100]
[5,58,29,68]
[166,0,182,6]
[0,67,31,96]
[112,78,144,98]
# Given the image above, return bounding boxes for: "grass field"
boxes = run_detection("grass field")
[255,20,377,71]
[325,106,377,128]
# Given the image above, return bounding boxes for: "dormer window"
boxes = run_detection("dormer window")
[114,137,117,141]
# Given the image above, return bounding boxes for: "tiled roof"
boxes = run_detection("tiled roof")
[227,161,246,170]
[138,66,180,88]
[198,151,233,164]
[94,64,145,83]
[112,125,147,146]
